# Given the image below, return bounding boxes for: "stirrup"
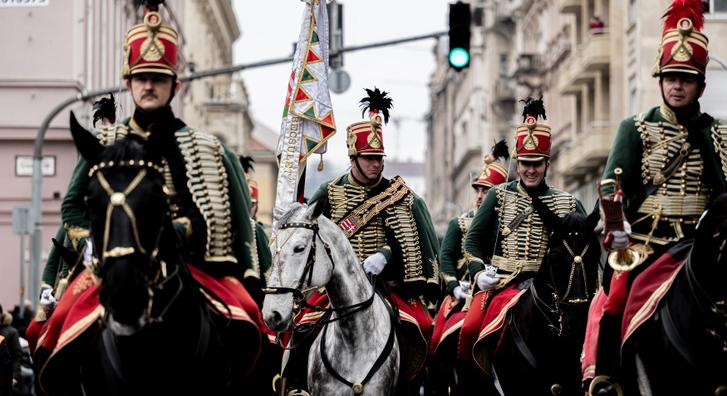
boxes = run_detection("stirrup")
[588,375,624,396]
[287,389,311,396]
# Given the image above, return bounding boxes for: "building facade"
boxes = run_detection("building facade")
[0,0,255,310]
[426,0,727,234]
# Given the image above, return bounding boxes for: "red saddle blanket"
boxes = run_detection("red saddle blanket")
[621,252,685,343]
[430,295,467,355]
[36,265,261,357]
[471,283,529,372]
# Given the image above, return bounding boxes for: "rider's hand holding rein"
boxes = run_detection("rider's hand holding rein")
[474,265,501,291]
[39,287,57,312]
[453,285,469,300]
[608,220,632,250]
[363,252,388,275]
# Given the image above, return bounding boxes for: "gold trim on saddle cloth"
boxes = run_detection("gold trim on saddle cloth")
[336,176,410,238]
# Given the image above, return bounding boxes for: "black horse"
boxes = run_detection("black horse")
[477,209,601,396]
[38,114,260,396]
[619,194,727,396]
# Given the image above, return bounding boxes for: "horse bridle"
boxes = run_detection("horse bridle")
[263,220,378,328]
[89,159,166,263]
[89,160,183,325]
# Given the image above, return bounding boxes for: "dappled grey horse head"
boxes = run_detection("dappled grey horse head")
[262,202,335,332]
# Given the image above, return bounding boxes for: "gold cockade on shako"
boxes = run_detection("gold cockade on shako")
[523,115,539,150]
[671,18,695,62]
[140,12,165,62]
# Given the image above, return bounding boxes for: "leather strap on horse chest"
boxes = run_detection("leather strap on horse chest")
[336,176,410,238]
[319,297,397,395]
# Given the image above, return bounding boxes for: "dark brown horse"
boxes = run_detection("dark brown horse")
[619,194,727,396]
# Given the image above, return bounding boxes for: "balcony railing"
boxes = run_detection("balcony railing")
[557,33,610,94]
[555,122,612,177]
[557,0,581,14]
[494,79,515,103]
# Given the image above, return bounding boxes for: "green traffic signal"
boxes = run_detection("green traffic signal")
[449,47,470,69]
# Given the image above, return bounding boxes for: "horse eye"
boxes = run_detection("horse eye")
[293,245,306,254]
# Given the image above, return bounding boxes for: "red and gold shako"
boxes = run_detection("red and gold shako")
[515,98,551,161]
[473,161,508,189]
[122,3,179,78]
[653,0,709,77]
[347,88,393,157]
[347,114,385,156]
[473,140,509,188]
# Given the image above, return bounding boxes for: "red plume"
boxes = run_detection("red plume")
[663,0,705,33]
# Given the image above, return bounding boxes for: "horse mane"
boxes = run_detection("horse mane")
[98,135,147,163]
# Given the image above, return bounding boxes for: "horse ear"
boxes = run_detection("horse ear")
[311,195,329,219]
[586,200,601,230]
[70,111,103,165]
[52,238,80,267]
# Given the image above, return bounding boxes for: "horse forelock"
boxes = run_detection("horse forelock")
[99,135,146,163]
[276,203,309,229]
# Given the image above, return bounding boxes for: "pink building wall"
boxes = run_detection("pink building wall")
[0,0,185,311]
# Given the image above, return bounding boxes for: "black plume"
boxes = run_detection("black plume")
[520,96,547,122]
[239,155,255,173]
[491,139,510,161]
[92,95,116,126]
[141,0,164,11]
[359,87,393,124]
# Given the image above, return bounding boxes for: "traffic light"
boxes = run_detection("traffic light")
[448,1,471,71]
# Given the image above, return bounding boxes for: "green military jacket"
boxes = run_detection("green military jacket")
[309,173,440,299]
[464,180,584,287]
[440,211,474,295]
[43,119,255,288]
[602,105,727,245]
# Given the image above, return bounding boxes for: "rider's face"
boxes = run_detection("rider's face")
[661,73,704,109]
[126,73,179,112]
[350,155,384,184]
[474,186,489,209]
[517,159,547,189]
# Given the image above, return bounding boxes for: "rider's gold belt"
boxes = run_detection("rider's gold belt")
[637,194,708,218]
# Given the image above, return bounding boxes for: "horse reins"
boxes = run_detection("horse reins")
[264,221,378,328]
[319,292,397,396]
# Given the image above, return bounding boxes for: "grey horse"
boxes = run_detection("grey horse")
[263,203,400,395]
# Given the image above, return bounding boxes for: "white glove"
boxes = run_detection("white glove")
[453,285,469,300]
[39,288,57,311]
[476,265,501,291]
[363,252,388,275]
[611,220,632,250]
[82,239,94,270]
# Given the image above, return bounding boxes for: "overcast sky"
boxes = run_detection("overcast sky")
[232,0,451,170]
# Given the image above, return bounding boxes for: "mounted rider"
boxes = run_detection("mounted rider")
[30,0,261,362]
[428,140,508,392]
[584,0,727,392]
[430,140,509,355]
[281,88,440,395]
[461,98,585,372]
